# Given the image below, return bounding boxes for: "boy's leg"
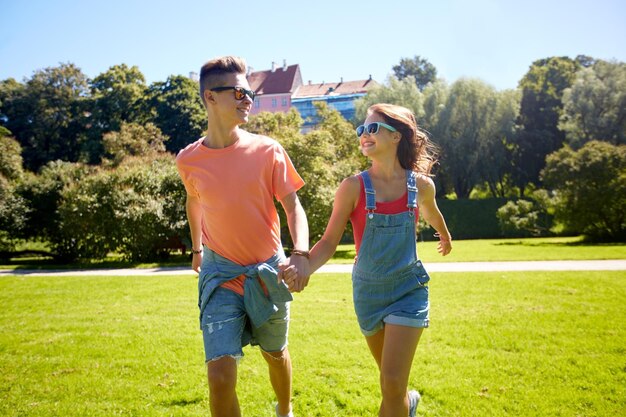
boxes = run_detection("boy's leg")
[201,288,247,417]
[262,348,292,416]
[255,301,292,415]
[207,356,240,417]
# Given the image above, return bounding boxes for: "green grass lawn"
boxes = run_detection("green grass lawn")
[1,270,625,416]
[2,236,625,270]
[332,236,626,264]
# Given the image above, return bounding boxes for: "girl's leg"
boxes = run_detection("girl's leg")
[365,324,423,417]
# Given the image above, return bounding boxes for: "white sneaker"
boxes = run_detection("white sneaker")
[408,390,420,417]
[275,404,294,417]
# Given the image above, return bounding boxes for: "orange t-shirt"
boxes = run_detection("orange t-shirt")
[176,132,304,293]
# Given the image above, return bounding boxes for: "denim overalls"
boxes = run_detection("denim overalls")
[352,170,431,336]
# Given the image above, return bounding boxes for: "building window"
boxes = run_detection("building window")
[272,98,277,107]
[282,97,288,107]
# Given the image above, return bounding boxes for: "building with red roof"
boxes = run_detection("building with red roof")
[248,60,303,115]
[246,61,378,129]
[291,76,378,129]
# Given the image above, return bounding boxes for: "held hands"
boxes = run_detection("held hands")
[278,252,311,293]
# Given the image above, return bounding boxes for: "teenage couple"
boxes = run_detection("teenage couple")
[176,56,452,417]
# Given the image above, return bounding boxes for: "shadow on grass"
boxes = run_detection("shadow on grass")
[1,253,191,271]
[160,396,204,407]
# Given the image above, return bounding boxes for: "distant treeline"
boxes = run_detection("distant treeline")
[0,56,624,261]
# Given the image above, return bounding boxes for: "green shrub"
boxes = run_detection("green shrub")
[542,141,626,241]
[496,195,552,237]
[111,155,187,261]
[55,154,187,262]
[16,161,91,260]
[0,177,30,257]
[419,198,509,240]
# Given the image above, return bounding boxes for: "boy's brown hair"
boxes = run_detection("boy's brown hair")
[199,56,247,106]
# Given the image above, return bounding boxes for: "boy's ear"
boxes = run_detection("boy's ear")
[204,90,215,104]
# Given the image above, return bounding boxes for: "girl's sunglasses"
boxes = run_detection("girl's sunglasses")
[356,122,397,137]
[210,86,256,101]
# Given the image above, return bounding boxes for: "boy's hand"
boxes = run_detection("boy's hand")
[192,252,202,272]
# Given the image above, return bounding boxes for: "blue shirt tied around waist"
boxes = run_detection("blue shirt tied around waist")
[198,247,293,329]
[352,170,431,336]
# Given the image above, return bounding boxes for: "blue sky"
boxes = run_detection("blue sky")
[1,0,624,91]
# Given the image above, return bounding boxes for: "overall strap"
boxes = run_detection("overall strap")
[406,170,418,215]
[360,171,377,214]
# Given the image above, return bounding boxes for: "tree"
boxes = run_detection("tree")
[478,89,521,197]
[0,63,90,171]
[559,60,626,148]
[354,76,425,124]
[0,127,23,181]
[541,141,625,241]
[392,56,437,91]
[421,79,449,132]
[102,122,168,166]
[89,64,148,131]
[244,107,304,143]
[432,78,500,198]
[0,78,24,126]
[513,56,581,194]
[0,127,28,255]
[146,75,205,153]
[246,105,363,242]
[82,64,149,163]
[313,101,365,176]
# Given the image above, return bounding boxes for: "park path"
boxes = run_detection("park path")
[1,260,624,277]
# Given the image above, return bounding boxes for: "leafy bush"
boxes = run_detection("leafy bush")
[15,161,93,252]
[0,177,30,257]
[0,128,23,181]
[541,141,626,241]
[55,154,187,262]
[110,155,187,261]
[102,122,168,166]
[496,196,552,237]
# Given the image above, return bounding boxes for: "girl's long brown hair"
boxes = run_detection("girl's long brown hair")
[368,103,438,175]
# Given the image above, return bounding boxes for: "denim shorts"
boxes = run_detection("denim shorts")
[201,286,290,362]
[353,261,430,336]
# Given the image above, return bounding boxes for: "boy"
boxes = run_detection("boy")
[176,56,309,417]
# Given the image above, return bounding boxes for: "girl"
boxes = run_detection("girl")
[307,103,451,416]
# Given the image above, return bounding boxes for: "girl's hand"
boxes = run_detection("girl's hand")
[278,262,297,287]
[437,239,452,256]
[434,233,452,256]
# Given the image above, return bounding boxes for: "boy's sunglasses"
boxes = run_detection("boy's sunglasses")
[356,122,398,137]
[210,86,256,101]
